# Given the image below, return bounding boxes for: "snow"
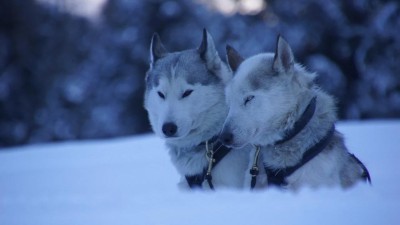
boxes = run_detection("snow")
[1,120,400,225]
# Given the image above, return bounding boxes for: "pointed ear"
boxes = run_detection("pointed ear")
[273,35,294,73]
[150,33,167,66]
[198,29,220,68]
[198,29,232,83]
[226,45,244,72]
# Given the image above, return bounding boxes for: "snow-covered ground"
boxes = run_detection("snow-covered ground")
[1,120,399,225]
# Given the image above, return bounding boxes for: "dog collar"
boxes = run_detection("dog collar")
[274,96,317,145]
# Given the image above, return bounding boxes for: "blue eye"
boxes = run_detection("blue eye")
[158,91,165,99]
[182,89,193,98]
[244,95,254,106]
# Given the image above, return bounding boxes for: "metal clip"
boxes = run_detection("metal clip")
[250,145,261,189]
[205,140,215,189]
[205,140,215,176]
[250,145,261,177]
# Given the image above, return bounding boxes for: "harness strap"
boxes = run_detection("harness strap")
[265,125,336,186]
[185,138,231,189]
[185,170,206,189]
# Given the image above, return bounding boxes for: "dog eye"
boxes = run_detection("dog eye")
[182,89,193,98]
[244,95,254,106]
[157,91,165,99]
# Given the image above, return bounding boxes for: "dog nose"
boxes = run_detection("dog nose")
[219,132,234,146]
[162,122,177,137]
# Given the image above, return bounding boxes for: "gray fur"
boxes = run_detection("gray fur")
[146,50,220,90]
[144,30,259,189]
[221,36,369,190]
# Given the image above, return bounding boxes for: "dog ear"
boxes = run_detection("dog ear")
[198,29,232,83]
[198,29,214,60]
[273,35,294,74]
[226,45,244,72]
[198,29,220,69]
[150,33,168,66]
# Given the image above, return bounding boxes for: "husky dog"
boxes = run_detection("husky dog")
[144,30,257,190]
[219,36,370,190]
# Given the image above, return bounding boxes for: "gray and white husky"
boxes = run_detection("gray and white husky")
[144,30,258,190]
[220,36,371,190]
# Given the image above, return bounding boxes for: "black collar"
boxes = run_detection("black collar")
[185,136,231,189]
[266,125,336,186]
[274,97,317,145]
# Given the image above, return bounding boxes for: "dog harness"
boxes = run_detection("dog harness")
[256,96,371,187]
[249,96,317,188]
[186,96,371,190]
[264,125,335,186]
[185,137,231,190]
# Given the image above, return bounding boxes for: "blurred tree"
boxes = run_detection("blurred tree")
[0,0,399,147]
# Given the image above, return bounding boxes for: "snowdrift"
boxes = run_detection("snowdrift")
[1,120,399,225]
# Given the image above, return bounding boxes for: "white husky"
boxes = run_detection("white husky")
[220,36,371,190]
[144,30,261,190]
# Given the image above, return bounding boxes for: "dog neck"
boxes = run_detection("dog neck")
[166,111,227,177]
[166,124,223,150]
[260,91,338,187]
[274,96,316,145]
[262,90,337,169]
[168,131,230,182]
[185,136,232,189]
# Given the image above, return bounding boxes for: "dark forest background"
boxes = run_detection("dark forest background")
[0,0,399,148]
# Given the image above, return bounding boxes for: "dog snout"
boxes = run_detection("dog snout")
[162,122,177,137]
[219,131,234,146]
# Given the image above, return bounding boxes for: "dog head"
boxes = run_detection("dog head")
[219,36,316,148]
[144,29,231,145]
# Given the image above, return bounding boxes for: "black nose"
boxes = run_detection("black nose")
[162,122,177,137]
[219,132,234,146]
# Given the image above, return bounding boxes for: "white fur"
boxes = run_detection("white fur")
[222,38,369,190]
[224,54,309,147]
[146,76,226,146]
